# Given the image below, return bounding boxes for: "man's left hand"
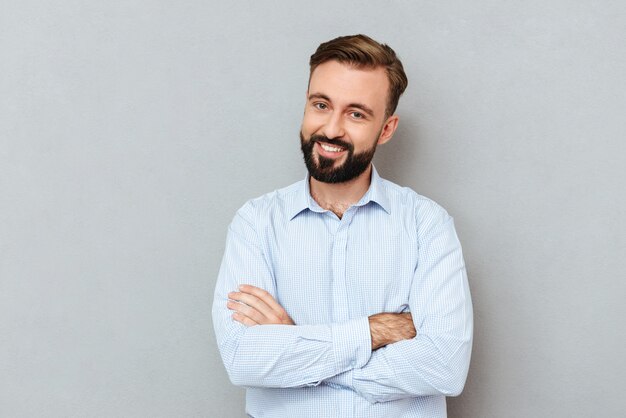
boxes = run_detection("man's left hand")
[227,284,295,326]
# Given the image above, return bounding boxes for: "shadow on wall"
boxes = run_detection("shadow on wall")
[374,117,421,184]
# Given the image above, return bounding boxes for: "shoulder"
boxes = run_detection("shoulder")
[378,176,452,236]
[233,179,304,226]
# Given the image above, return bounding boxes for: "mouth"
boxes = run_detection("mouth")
[316,141,347,158]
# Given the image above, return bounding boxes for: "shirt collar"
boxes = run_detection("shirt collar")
[288,165,391,221]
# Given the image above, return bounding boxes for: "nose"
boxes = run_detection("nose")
[321,112,345,139]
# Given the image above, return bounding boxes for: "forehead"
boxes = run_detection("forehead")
[308,61,389,113]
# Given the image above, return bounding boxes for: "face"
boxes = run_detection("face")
[300,60,399,184]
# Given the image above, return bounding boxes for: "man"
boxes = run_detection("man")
[213,34,473,417]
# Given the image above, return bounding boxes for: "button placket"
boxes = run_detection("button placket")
[330,208,356,322]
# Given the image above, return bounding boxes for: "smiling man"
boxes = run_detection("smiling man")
[213,34,473,418]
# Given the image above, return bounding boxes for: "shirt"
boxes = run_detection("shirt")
[212,166,473,418]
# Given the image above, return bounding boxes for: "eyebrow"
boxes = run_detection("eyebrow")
[308,93,376,118]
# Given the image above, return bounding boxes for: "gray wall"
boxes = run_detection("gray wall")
[2,1,625,417]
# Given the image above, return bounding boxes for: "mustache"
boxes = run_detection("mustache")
[309,135,353,152]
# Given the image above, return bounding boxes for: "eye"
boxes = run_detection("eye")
[350,111,365,119]
[314,102,328,110]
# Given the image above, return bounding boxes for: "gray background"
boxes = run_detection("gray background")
[1,1,625,417]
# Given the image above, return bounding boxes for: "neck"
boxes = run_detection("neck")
[309,165,373,217]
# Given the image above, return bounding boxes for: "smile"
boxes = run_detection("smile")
[320,143,345,153]
[315,142,347,159]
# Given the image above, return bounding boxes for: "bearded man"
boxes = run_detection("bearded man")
[213,34,473,418]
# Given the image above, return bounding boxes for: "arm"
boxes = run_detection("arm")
[328,215,473,403]
[212,206,372,388]
[229,288,416,348]
[224,211,472,401]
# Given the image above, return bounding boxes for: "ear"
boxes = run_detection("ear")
[377,115,399,145]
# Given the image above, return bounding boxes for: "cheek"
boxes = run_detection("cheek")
[301,111,325,134]
[351,128,379,150]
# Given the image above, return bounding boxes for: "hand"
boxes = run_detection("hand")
[227,284,295,327]
[368,312,416,350]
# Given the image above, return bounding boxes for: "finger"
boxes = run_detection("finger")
[238,285,287,316]
[230,285,294,325]
[227,300,266,324]
[232,311,258,327]
[228,291,276,320]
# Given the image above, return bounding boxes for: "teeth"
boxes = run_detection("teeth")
[320,143,344,152]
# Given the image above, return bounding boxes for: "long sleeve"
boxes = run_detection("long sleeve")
[212,205,372,388]
[325,215,473,403]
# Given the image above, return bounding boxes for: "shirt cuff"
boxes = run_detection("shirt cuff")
[331,317,372,372]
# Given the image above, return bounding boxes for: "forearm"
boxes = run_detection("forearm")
[214,303,372,388]
[335,333,471,402]
[324,316,471,402]
[222,302,414,389]
[327,304,472,402]
[215,206,372,388]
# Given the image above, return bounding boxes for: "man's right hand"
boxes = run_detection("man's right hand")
[368,312,416,350]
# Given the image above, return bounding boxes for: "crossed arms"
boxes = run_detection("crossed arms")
[212,206,473,403]
[228,284,416,350]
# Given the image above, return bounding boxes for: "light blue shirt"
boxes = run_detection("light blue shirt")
[213,166,473,418]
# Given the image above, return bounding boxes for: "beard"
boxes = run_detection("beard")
[300,132,377,184]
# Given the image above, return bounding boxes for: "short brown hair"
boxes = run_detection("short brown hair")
[309,34,408,117]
